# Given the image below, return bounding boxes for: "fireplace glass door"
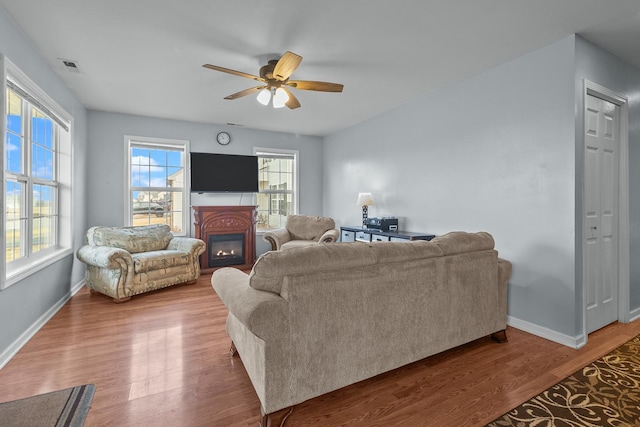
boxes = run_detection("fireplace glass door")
[208,233,245,267]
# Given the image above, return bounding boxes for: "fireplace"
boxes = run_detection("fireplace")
[208,233,245,267]
[193,205,257,273]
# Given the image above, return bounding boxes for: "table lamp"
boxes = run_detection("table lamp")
[356,192,375,227]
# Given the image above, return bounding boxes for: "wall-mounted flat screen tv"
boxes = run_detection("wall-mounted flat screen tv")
[190,152,259,193]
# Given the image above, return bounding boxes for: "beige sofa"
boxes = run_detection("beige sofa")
[211,231,512,423]
[262,214,339,251]
[77,224,205,303]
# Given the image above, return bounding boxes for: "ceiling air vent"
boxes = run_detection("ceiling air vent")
[58,58,82,74]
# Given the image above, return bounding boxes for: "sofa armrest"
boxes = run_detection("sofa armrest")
[76,245,133,269]
[318,229,340,244]
[167,237,206,258]
[212,267,288,339]
[498,258,512,287]
[497,257,512,323]
[262,228,292,251]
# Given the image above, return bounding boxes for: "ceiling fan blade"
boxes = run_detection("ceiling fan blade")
[273,51,302,81]
[224,86,267,100]
[282,88,301,109]
[203,64,264,82]
[286,80,344,92]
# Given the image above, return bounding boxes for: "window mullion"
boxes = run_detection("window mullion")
[23,98,33,258]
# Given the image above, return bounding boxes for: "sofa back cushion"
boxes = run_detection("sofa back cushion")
[86,224,173,253]
[250,242,376,294]
[431,231,495,255]
[286,215,335,241]
[368,240,444,263]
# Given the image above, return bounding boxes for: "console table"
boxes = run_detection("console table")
[340,226,435,243]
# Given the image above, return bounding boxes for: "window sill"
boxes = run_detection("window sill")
[2,247,74,290]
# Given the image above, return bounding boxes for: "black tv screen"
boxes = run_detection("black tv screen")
[190,152,259,193]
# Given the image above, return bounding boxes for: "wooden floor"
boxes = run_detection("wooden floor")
[1,274,639,427]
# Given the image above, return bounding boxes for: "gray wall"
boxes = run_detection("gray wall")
[574,37,640,314]
[324,36,581,340]
[323,35,640,343]
[86,111,323,255]
[0,5,88,360]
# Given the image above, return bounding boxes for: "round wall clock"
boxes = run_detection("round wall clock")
[216,131,231,145]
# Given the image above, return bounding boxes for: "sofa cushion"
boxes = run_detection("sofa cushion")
[368,240,444,263]
[249,242,376,294]
[286,215,335,241]
[86,224,173,254]
[280,240,318,250]
[431,231,495,255]
[132,250,191,274]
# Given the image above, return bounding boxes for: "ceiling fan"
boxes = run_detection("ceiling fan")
[203,51,343,109]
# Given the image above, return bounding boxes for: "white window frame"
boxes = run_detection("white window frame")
[124,135,190,236]
[1,55,73,290]
[254,147,299,233]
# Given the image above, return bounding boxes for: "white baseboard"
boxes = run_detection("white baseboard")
[507,315,585,349]
[509,307,640,351]
[0,279,86,370]
[630,307,640,322]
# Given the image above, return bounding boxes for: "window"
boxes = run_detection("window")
[2,55,73,289]
[255,148,298,231]
[126,136,189,235]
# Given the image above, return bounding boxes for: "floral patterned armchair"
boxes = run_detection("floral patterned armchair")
[76,224,205,303]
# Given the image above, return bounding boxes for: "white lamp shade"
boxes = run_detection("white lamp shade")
[257,88,271,105]
[272,87,289,108]
[357,192,374,206]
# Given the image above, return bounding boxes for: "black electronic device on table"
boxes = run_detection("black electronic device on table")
[364,217,398,231]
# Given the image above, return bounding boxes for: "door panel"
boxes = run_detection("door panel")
[585,94,619,333]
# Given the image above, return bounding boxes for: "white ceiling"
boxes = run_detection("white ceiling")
[2,0,640,136]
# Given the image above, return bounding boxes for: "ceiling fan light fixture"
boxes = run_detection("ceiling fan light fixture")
[272,87,289,109]
[205,51,343,110]
[256,88,271,105]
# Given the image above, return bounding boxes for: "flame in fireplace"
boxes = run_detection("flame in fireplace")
[216,249,235,256]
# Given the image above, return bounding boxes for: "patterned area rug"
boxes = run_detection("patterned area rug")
[487,335,640,426]
[0,384,95,427]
